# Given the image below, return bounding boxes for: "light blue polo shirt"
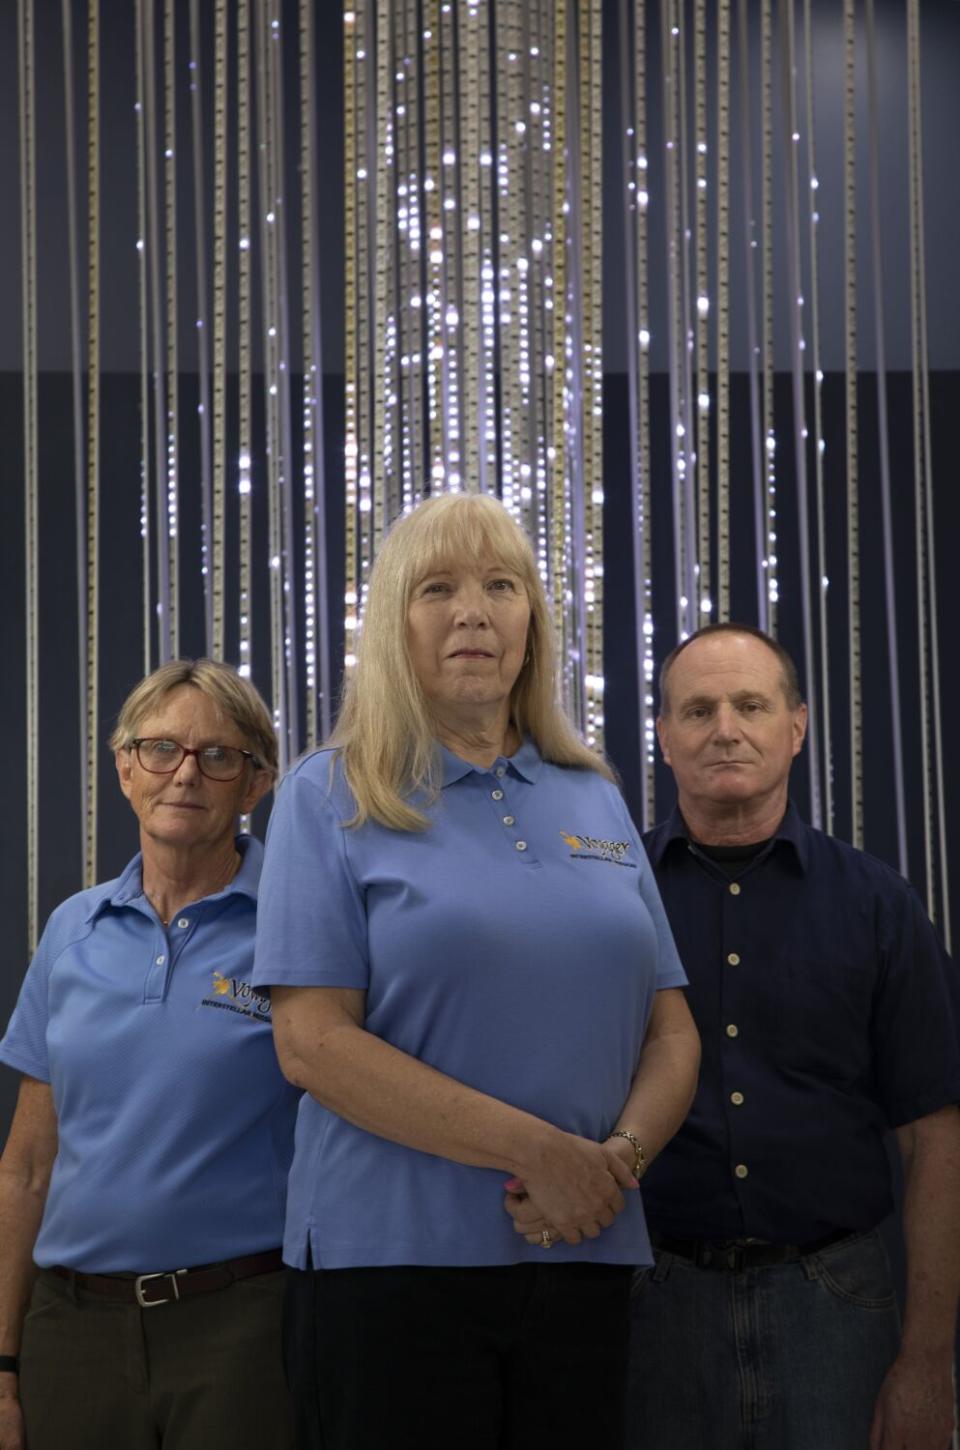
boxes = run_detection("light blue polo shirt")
[252,741,687,1269]
[0,836,300,1272]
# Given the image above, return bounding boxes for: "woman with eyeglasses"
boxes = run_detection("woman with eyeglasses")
[0,660,298,1450]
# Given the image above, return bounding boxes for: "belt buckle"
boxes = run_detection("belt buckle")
[135,1270,185,1308]
[697,1241,745,1272]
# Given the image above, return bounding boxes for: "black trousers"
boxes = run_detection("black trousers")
[283,1261,633,1450]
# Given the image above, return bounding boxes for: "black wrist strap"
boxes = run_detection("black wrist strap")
[0,1355,19,1374]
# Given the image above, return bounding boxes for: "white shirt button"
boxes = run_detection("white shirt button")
[156,955,165,966]
[177,918,190,929]
[503,815,515,826]
[495,766,506,777]
[492,789,504,801]
[730,1091,745,1106]
[729,882,741,896]
[727,952,740,965]
[734,1163,749,1179]
[515,841,528,852]
[725,1023,739,1038]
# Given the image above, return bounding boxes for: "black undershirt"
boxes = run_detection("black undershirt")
[690,836,773,879]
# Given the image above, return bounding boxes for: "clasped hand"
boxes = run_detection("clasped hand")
[503,1134,639,1246]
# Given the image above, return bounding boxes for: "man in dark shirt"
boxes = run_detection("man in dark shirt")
[628,623,960,1450]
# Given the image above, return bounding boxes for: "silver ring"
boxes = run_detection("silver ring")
[540,1229,554,1249]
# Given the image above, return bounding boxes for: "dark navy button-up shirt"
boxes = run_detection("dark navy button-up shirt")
[641,803,960,1243]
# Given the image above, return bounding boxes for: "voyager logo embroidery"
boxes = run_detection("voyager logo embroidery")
[561,831,636,868]
[200,971,272,1023]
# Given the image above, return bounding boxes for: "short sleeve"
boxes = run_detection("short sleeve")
[252,757,370,990]
[0,932,55,1082]
[609,786,688,992]
[872,882,960,1127]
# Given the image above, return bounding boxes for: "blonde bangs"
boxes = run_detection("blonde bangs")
[391,493,540,606]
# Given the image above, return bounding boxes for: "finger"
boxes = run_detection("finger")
[606,1155,640,1190]
[594,1206,616,1230]
[557,1227,583,1246]
[510,1202,547,1230]
[605,1184,626,1217]
[579,1220,601,1239]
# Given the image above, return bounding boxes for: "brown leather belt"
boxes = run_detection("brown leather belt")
[51,1248,284,1308]
[650,1228,854,1272]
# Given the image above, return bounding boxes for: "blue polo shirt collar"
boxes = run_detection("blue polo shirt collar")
[84,833,262,923]
[439,736,544,787]
[649,800,809,873]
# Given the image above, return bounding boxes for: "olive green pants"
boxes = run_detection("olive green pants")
[19,1267,294,1450]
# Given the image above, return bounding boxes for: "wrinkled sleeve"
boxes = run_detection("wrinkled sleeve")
[0,929,55,1082]
[610,785,688,992]
[252,759,370,991]
[872,881,960,1128]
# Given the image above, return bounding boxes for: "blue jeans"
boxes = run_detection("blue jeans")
[627,1230,902,1450]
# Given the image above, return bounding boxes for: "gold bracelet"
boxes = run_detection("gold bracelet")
[609,1130,647,1181]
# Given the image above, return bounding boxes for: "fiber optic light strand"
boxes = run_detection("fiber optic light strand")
[477,0,497,495]
[761,0,777,631]
[237,0,253,684]
[460,0,482,492]
[584,0,603,744]
[372,0,393,545]
[164,0,180,659]
[267,0,301,767]
[803,0,832,833]
[438,0,461,496]
[134,0,151,677]
[661,0,687,644]
[864,0,906,873]
[255,0,283,754]
[716,0,731,622]
[676,0,698,638]
[621,0,654,822]
[144,0,171,666]
[189,0,214,653]
[907,0,950,945]
[211,0,229,661]
[635,0,654,814]
[549,0,568,687]
[19,0,39,950]
[343,5,359,670]
[843,0,862,847]
[693,0,711,625]
[779,0,821,828]
[85,0,101,884]
[63,0,94,875]
[301,0,327,741]
[737,0,768,631]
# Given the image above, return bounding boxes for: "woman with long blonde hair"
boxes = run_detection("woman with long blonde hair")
[254,493,700,1450]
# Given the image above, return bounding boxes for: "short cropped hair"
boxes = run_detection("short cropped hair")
[331,492,612,830]
[658,623,803,716]
[109,659,279,778]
